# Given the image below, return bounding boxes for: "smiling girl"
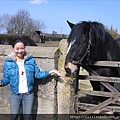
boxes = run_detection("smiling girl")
[0,39,62,120]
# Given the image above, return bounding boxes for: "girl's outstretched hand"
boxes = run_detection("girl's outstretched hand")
[0,82,2,87]
[49,69,63,78]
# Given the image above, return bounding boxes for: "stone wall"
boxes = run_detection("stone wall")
[0,39,75,119]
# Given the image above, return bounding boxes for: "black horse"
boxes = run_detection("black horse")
[65,20,120,103]
[116,37,120,47]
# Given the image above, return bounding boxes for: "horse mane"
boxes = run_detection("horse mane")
[69,21,106,45]
[72,21,118,48]
[85,21,106,43]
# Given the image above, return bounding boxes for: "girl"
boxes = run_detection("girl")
[0,39,62,120]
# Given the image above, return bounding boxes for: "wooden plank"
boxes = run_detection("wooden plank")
[86,60,120,67]
[74,95,79,113]
[79,103,120,113]
[79,75,120,83]
[82,65,119,92]
[77,60,120,115]
[100,82,118,92]
[82,94,120,114]
[79,89,120,97]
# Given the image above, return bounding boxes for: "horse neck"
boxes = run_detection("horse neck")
[90,38,120,61]
[89,42,107,61]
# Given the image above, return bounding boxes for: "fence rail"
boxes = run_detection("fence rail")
[77,60,120,114]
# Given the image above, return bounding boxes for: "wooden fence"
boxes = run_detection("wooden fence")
[75,60,120,115]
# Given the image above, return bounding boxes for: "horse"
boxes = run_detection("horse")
[64,20,120,103]
[116,37,120,47]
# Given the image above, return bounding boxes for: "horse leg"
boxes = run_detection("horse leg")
[90,81,101,104]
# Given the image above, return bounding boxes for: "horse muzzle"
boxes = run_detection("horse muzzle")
[64,62,78,76]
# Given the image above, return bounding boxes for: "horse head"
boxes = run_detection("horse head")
[65,20,93,76]
[65,20,119,76]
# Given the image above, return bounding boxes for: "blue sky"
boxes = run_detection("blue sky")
[0,0,120,35]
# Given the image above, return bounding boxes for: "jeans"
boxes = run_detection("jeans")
[9,91,34,120]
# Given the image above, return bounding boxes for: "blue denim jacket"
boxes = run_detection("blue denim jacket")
[1,54,50,94]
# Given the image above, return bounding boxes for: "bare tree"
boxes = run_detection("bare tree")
[0,14,13,33]
[37,20,46,31]
[14,9,30,34]
[0,9,46,34]
[24,19,46,34]
[7,16,18,34]
[0,16,3,31]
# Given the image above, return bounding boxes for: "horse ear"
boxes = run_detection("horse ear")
[84,22,90,35]
[67,20,75,29]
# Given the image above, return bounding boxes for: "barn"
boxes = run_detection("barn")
[30,31,45,43]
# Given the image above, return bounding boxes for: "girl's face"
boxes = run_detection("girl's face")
[13,42,25,59]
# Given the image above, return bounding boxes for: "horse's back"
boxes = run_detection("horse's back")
[116,38,120,47]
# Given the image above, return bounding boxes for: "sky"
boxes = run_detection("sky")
[0,0,120,35]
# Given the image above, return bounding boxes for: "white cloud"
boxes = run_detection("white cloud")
[29,0,48,4]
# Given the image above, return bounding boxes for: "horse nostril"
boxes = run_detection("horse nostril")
[65,67,71,76]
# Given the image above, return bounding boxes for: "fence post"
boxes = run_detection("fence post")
[57,39,76,118]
